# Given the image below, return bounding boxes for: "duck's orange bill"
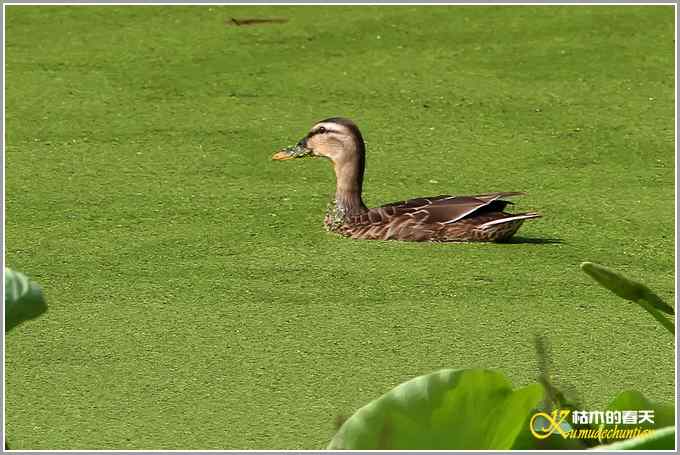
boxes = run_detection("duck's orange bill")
[272,143,312,160]
[272,150,295,160]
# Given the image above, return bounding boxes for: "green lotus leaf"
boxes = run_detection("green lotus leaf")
[5,268,47,332]
[580,262,674,334]
[328,368,544,450]
[598,390,675,444]
[580,262,674,314]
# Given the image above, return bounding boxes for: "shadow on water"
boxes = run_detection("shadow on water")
[499,236,564,245]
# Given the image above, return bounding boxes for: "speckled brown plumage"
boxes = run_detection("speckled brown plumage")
[325,193,539,242]
[273,118,541,242]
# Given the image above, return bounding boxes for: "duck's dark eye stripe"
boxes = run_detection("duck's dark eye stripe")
[312,127,337,136]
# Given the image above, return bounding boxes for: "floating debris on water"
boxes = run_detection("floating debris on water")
[226,17,289,27]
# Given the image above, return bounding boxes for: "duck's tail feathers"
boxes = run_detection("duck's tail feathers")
[480,212,542,228]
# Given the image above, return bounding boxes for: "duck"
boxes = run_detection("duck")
[272,117,540,242]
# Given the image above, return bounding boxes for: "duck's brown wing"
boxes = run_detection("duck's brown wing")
[358,192,525,225]
[339,192,537,242]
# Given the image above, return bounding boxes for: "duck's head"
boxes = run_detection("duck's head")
[273,117,368,213]
[272,117,365,165]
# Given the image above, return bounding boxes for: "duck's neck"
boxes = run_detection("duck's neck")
[333,159,367,216]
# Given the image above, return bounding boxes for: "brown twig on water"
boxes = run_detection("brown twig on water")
[227,17,289,26]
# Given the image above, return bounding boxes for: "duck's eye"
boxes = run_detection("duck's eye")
[317,126,327,134]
